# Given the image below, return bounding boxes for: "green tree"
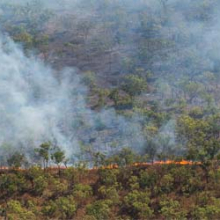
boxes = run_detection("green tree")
[13,30,33,49]
[160,174,174,194]
[160,199,186,219]
[86,200,112,220]
[177,115,220,161]
[6,200,36,220]
[128,175,140,190]
[93,152,106,167]
[55,196,77,219]
[0,174,25,205]
[117,147,136,166]
[98,169,119,187]
[50,177,68,196]
[122,75,147,96]
[145,139,158,163]
[33,176,48,195]
[72,184,93,206]
[124,190,153,219]
[98,186,120,204]
[182,81,205,104]
[7,152,25,168]
[35,142,51,169]
[51,149,65,176]
[42,196,77,219]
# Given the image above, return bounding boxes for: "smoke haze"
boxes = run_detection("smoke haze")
[0,35,145,163]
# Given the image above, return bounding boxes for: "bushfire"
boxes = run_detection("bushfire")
[0,160,201,171]
[92,160,201,170]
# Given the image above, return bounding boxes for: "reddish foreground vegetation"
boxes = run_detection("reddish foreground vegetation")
[1,161,220,219]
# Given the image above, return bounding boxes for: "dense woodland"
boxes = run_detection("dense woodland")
[1,0,220,219]
[1,163,220,219]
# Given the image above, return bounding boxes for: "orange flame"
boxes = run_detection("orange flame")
[0,160,201,172]
[98,160,201,169]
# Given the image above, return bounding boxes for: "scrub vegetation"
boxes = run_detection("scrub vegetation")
[0,0,220,219]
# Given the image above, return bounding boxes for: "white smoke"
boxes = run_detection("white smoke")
[0,35,145,163]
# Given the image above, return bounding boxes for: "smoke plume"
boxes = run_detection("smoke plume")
[0,35,145,164]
